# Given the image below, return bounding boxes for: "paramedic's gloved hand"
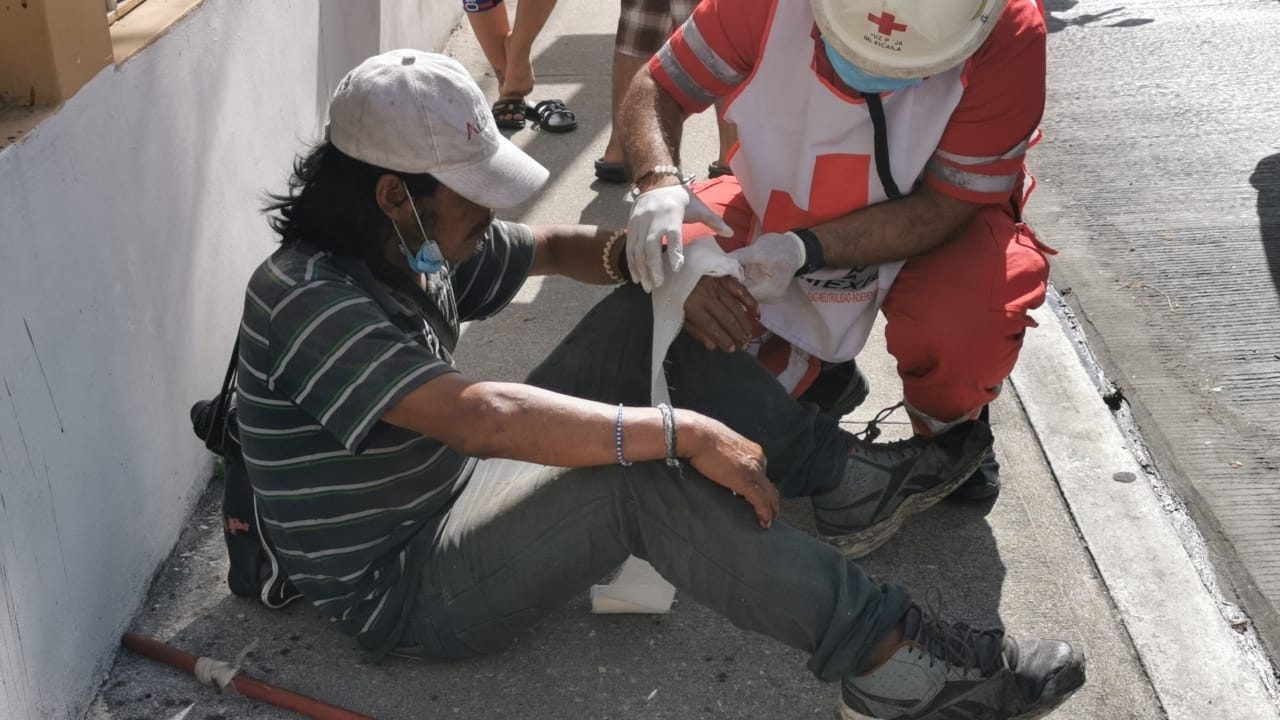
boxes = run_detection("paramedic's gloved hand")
[627,183,734,291]
[731,231,806,303]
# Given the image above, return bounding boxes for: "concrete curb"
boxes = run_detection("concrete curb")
[1011,293,1280,720]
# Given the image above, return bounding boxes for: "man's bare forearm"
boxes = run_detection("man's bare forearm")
[620,67,688,192]
[385,376,710,468]
[529,224,626,284]
[809,184,985,267]
[384,373,779,527]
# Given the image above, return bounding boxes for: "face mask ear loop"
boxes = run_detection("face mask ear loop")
[391,217,417,260]
[402,180,436,250]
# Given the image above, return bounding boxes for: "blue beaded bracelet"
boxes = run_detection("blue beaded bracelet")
[616,404,632,466]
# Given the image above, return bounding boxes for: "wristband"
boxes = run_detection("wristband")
[791,228,825,276]
[657,403,681,470]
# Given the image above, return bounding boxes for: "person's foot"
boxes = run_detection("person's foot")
[500,34,535,98]
[813,421,992,558]
[841,603,1086,719]
[492,97,528,130]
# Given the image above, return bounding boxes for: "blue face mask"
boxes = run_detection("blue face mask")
[822,40,923,94]
[393,181,447,275]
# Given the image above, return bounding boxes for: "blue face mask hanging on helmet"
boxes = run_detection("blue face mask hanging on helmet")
[393,180,447,275]
[821,39,923,94]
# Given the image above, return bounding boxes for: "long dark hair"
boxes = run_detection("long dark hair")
[264,142,439,258]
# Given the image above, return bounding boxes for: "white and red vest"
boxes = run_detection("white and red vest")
[722,0,966,370]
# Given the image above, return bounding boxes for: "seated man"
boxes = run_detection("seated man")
[237,49,1085,719]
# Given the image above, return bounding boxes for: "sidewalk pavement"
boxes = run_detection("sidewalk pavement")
[88,1,1280,718]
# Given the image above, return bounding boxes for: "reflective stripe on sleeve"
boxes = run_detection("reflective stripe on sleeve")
[682,19,746,88]
[926,158,1020,195]
[656,44,720,109]
[933,138,1030,167]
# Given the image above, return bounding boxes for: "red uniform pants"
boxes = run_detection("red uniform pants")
[685,177,1054,435]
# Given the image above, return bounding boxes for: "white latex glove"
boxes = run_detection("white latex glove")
[627,183,734,291]
[729,231,806,303]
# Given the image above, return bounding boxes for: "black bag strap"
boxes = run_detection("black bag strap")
[205,335,241,453]
[861,92,904,200]
[331,256,459,354]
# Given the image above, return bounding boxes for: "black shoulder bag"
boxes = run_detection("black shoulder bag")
[190,337,303,609]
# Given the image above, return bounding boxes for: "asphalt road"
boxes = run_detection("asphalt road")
[1028,0,1280,659]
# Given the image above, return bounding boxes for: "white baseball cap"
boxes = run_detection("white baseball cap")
[327,50,549,209]
[812,0,1008,79]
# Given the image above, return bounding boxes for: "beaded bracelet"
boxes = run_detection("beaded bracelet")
[602,229,628,284]
[657,403,681,469]
[629,164,685,199]
[615,404,632,466]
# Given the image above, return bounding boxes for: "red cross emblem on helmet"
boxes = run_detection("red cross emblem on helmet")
[867,12,908,35]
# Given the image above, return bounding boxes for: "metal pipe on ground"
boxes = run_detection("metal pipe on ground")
[121,632,375,720]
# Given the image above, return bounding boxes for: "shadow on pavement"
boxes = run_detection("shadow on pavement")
[1250,153,1280,301]
[94,475,1006,720]
[1044,0,1154,32]
[783,499,1007,631]
[493,32,629,224]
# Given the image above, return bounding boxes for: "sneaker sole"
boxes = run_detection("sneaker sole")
[818,447,987,559]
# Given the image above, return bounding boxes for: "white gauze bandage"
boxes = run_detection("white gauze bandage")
[591,238,745,615]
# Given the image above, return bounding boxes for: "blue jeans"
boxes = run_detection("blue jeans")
[402,286,908,681]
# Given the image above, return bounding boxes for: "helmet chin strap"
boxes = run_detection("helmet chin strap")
[859,91,904,200]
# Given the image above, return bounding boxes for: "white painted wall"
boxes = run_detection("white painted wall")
[0,1,459,717]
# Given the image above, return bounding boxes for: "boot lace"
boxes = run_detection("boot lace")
[909,590,1005,675]
[851,402,905,443]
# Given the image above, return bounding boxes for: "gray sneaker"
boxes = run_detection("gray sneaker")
[813,421,992,558]
[841,604,1086,720]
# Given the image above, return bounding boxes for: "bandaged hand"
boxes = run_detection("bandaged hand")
[627,183,734,291]
[729,231,806,303]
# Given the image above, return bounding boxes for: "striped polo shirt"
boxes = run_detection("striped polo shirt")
[235,220,534,658]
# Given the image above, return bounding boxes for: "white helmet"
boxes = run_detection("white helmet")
[812,0,1008,79]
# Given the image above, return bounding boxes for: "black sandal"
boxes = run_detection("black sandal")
[708,160,734,178]
[492,97,527,130]
[525,99,577,133]
[594,159,628,183]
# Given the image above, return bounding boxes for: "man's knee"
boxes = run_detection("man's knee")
[882,207,1051,428]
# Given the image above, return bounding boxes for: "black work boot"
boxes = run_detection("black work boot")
[799,359,870,418]
[841,602,1087,719]
[947,406,1001,502]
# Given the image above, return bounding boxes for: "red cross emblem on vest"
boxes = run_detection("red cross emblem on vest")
[868,12,908,35]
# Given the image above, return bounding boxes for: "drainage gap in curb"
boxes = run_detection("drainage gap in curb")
[1045,282,1280,700]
